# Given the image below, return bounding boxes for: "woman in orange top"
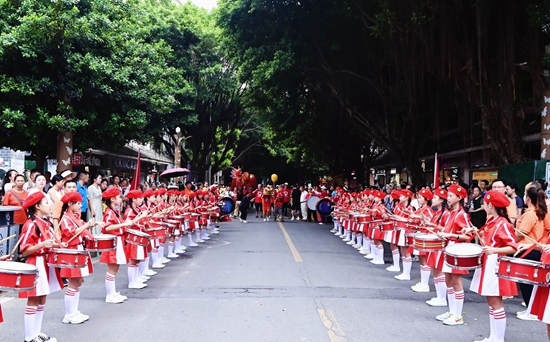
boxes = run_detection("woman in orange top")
[514,185,549,320]
[2,174,28,225]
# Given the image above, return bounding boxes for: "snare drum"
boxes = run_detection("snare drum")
[354,214,368,223]
[444,243,483,270]
[201,213,210,220]
[497,256,550,286]
[404,233,415,246]
[183,213,193,221]
[126,229,151,247]
[380,221,394,231]
[0,261,38,291]
[393,218,408,230]
[165,223,177,236]
[47,248,88,268]
[144,227,167,240]
[413,234,445,252]
[84,234,116,252]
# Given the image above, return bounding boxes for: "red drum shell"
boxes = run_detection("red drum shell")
[380,222,394,231]
[404,233,415,246]
[47,248,88,268]
[144,227,167,240]
[355,215,369,223]
[393,220,408,230]
[125,229,151,247]
[497,256,550,286]
[84,234,116,252]
[0,261,38,291]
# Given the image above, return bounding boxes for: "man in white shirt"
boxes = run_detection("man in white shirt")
[300,187,309,221]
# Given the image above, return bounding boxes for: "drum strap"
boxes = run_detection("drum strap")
[518,234,546,259]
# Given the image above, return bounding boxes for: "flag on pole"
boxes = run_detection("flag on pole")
[433,152,440,188]
[131,151,141,190]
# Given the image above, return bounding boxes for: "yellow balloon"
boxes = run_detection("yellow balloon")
[271,174,278,182]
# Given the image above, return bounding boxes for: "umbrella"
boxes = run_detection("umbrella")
[160,168,190,178]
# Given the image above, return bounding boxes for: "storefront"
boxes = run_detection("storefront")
[471,169,499,183]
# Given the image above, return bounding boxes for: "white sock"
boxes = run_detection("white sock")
[105,272,116,296]
[488,306,495,340]
[138,259,146,276]
[73,287,81,314]
[64,288,77,316]
[420,265,431,286]
[151,249,159,265]
[493,308,506,342]
[188,234,195,244]
[377,245,384,262]
[356,234,363,246]
[454,290,464,318]
[128,265,137,284]
[351,232,356,242]
[35,304,44,336]
[168,242,174,255]
[402,257,412,276]
[447,287,455,315]
[346,230,351,239]
[196,231,201,240]
[434,276,446,301]
[24,306,37,341]
[158,245,165,259]
[392,249,400,268]
[364,237,371,251]
[174,237,181,250]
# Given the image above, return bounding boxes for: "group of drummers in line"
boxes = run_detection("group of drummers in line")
[329,181,550,342]
[0,184,225,342]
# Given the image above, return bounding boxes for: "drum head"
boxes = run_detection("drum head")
[219,197,235,215]
[445,243,482,256]
[0,260,36,271]
[307,196,320,210]
[91,234,115,240]
[316,198,333,217]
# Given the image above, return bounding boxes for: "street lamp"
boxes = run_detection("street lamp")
[173,127,192,183]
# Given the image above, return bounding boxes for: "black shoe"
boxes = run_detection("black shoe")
[256,215,258,218]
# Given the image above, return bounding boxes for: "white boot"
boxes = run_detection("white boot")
[188,233,198,247]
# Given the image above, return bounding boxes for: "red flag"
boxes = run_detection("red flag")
[131,151,141,190]
[433,152,440,188]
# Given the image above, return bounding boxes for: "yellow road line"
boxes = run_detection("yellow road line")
[317,309,347,342]
[277,221,303,262]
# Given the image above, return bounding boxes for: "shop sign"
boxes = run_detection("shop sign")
[472,170,498,181]
[114,157,136,170]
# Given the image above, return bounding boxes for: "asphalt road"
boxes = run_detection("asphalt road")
[0,214,547,342]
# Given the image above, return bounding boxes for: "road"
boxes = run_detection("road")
[0,214,546,342]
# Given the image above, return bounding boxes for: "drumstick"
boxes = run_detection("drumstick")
[0,234,16,244]
[515,228,544,248]
[8,235,24,257]
[472,226,486,247]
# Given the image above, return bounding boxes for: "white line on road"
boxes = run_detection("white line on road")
[277,221,303,262]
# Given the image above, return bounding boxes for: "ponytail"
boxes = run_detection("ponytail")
[527,187,548,221]
[495,206,511,223]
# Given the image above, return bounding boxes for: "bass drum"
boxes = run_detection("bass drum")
[316,198,333,217]
[218,197,236,216]
[307,196,320,210]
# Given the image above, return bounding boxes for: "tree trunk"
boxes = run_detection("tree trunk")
[35,150,46,172]
[56,132,73,173]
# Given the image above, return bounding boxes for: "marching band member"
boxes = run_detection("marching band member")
[124,190,149,289]
[424,189,451,307]
[409,188,435,292]
[392,189,414,280]
[434,184,471,326]
[59,192,99,324]
[367,191,387,265]
[19,192,63,342]
[195,191,208,243]
[140,189,157,276]
[155,188,171,264]
[186,192,199,247]
[465,190,518,342]
[383,190,402,272]
[100,188,132,304]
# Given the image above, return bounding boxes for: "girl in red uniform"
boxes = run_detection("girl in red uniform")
[424,189,451,307]
[59,192,99,324]
[467,190,518,342]
[383,190,403,272]
[100,188,132,304]
[19,192,63,342]
[408,189,435,292]
[389,190,414,278]
[434,184,472,326]
[124,190,149,289]
[367,191,387,265]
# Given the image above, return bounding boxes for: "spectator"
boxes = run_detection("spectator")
[43,171,52,192]
[235,187,244,219]
[88,173,104,235]
[291,185,302,220]
[108,175,122,191]
[479,179,489,196]
[468,186,486,229]
[23,169,41,192]
[60,169,77,181]
[507,182,524,219]
[47,175,65,204]
[240,190,250,223]
[76,172,90,221]
[252,184,263,218]
[28,174,50,204]
[300,186,308,221]
[2,169,17,195]
[491,179,517,225]
[100,179,109,191]
[2,174,28,225]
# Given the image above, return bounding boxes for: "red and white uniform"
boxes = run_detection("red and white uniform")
[470,216,518,296]
[529,234,550,322]
[431,207,472,274]
[59,211,94,278]
[18,217,63,298]
[124,207,147,261]
[100,207,127,265]
[426,209,451,270]
[369,202,386,240]
[411,205,435,255]
[385,203,413,246]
